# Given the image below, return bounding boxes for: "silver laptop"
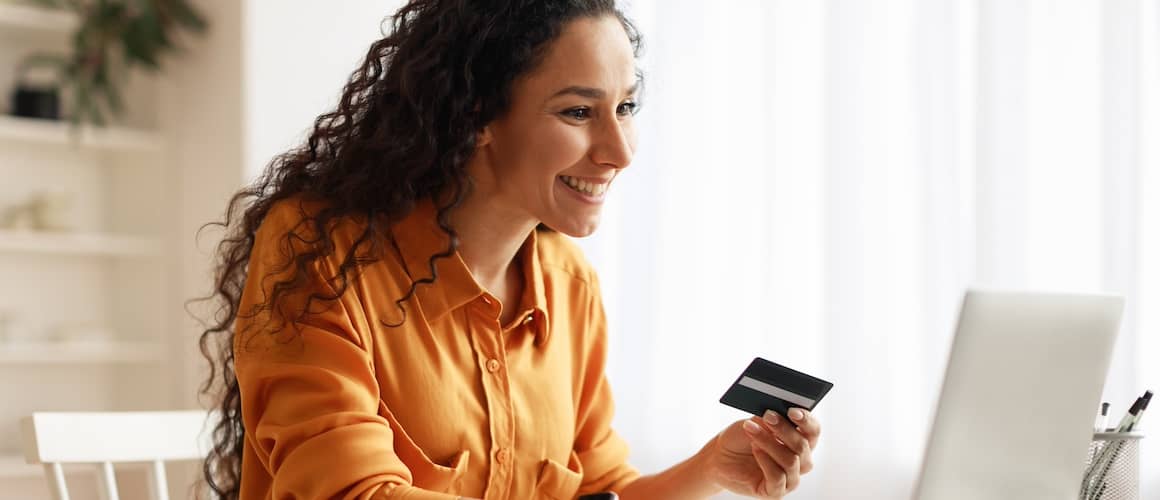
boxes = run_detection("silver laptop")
[912,290,1123,500]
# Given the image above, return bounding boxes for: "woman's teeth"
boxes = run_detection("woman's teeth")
[560,175,608,196]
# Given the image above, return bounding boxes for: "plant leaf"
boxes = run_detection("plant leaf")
[166,0,208,33]
[52,0,209,127]
[94,59,124,115]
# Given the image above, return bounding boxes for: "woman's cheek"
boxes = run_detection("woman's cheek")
[535,125,589,166]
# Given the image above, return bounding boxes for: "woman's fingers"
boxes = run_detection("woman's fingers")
[758,411,815,474]
[760,411,809,453]
[744,416,801,494]
[787,408,822,448]
[741,408,822,496]
[749,441,788,497]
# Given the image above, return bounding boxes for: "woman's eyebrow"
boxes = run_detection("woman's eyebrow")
[548,82,641,101]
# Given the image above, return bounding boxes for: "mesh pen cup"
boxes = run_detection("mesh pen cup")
[1079,431,1144,500]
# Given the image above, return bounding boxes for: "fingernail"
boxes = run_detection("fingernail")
[789,408,805,421]
[743,420,762,434]
[763,410,779,425]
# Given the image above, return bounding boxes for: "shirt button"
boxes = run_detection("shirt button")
[486,358,501,373]
[523,314,534,324]
[482,296,493,306]
[496,448,511,464]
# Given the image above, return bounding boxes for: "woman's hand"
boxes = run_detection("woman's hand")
[702,408,822,499]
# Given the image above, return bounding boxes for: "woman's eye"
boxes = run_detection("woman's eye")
[617,101,639,116]
[562,107,591,120]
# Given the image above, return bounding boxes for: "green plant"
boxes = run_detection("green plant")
[21,0,207,126]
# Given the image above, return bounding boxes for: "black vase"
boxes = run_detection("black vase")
[10,85,61,120]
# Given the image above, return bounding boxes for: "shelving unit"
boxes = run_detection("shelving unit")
[0,4,179,498]
[0,230,161,257]
[0,115,165,153]
[0,341,162,363]
[0,2,76,35]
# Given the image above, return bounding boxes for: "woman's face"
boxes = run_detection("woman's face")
[471,15,639,238]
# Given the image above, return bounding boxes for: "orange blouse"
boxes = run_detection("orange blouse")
[234,198,639,500]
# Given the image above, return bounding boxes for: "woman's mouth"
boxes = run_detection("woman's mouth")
[559,175,609,197]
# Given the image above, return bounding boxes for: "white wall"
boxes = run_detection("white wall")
[243,0,404,180]
[167,0,248,410]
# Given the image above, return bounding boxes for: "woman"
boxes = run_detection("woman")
[199,1,822,498]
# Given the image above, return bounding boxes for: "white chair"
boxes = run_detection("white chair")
[20,410,212,500]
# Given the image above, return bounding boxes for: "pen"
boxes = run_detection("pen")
[1095,402,1109,433]
[1084,402,1110,499]
[1082,395,1145,499]
[1126,390,1151,431]
[1111,396,1143,433]
[1084,390,1153,500]
[1091,443,1127,500]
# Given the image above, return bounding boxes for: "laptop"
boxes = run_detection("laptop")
[911,290,1123,500]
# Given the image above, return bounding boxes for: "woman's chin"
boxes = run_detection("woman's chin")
[544,216,602,238]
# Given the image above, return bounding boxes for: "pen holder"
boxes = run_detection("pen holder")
[1078,432,1144,500]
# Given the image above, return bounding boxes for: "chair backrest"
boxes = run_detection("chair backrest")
[21,410,213,500]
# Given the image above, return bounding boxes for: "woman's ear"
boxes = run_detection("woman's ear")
[476,125,493,148]
[473,102,492,148]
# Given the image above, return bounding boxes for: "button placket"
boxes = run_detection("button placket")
[465,302,515,497]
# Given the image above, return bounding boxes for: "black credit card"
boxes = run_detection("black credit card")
[719,357,833,420]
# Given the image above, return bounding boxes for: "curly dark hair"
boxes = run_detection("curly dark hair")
[195,1,642,498]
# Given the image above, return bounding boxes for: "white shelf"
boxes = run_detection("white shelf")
[0,230,161,257]
[0,341,163,364]
[0,3,77,34]
[0,115,164,153]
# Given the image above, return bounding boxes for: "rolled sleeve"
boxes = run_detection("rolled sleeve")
[574,378,639,494]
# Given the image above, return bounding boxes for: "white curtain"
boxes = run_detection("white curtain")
[575,1,1160,498]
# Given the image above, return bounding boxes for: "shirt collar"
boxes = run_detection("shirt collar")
[392,200,551,344]
[513,229,551,345]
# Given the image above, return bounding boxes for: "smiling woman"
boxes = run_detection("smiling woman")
[196,1,821,499]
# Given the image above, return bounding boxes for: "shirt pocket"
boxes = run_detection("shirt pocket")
[378,401,470,492]
[535,450,584,500]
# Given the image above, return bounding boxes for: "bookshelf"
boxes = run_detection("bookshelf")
[0,3,177,496]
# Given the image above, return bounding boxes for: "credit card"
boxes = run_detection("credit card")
[719,357,833,420]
